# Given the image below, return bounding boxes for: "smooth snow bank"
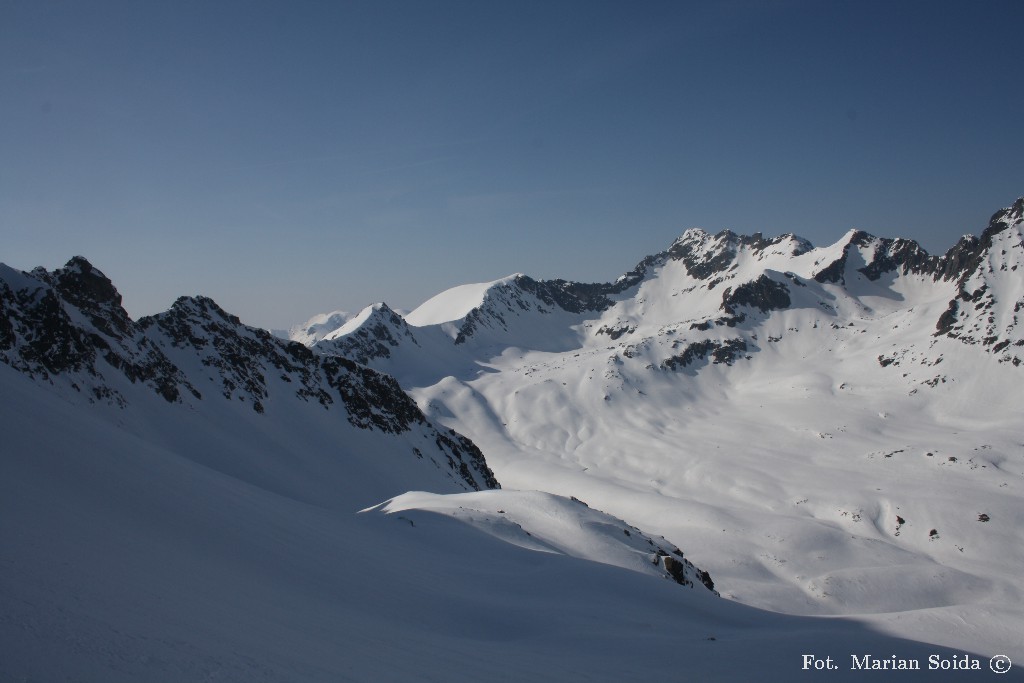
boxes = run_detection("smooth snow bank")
[376,489,711,587]
[324,302,386,339]
[405,274,521,326]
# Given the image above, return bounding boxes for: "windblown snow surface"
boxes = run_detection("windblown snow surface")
[4,364,998,681]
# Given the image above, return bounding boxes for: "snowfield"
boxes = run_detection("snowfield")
[303,198,1024,675]
[1,365,1012,681]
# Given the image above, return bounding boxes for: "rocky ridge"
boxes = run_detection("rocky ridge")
[0,259,498,492]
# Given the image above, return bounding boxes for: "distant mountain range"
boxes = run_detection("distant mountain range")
[303,196,1024,373]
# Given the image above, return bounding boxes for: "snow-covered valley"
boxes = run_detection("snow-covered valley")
[2,198,1023,680]
[310,197,1024,672]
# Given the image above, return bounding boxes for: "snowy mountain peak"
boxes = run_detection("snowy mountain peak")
[167,294,242,325]
[38,255,134,340]
[51,255,122,305]
[317,301,420,365]
[669,227,711,247]
[932,197,1024,362]
[661,227,812,283]
[285,309,354,345]
[405,274,523,327]
[991,195,1024,226]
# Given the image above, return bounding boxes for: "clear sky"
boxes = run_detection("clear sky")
[3,0,1023,330]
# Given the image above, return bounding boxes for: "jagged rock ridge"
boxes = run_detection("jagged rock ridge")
[0,258,498,492]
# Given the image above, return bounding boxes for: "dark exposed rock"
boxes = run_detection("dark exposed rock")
[596,324,635,340]
[662,555,689,586]
[0,300,14,351]
[613,252,667,291]
[0,259,194,402]
[934,235,982,282]
[454,304,507,345]
[515,275,615,314]
[721,275,791,315]
[813,231,936,284]
[780,272,806,288]
[667,230,811,281]
[936,197,1024,285]
[2,283,97,377]
[929,198,1024,359]
[857,238,935,281]
[321,355,425,433]
[935,300,960,336]
[451,275,619,345]
[427,198,1024,359]
[140,296,319,408]
[48,257,134,340]
[434,429,500,491]
[661,339,749,371]
[668,230,740,281]
[441,230,810,344]
[814,256,848,284]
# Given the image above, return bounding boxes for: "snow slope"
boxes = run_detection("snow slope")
[405,274,522,327]
[1,365,1012,681]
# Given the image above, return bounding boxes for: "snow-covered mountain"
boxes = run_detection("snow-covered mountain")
[0,257,497,496]
[3,199,1022,680]
[320,197,1024,373]
[275,309,355,345]
[303,196,1024,666]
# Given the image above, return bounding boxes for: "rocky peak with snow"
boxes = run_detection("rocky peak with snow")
[665,228,813,281]
[318,302,420,365]
[0,257,498,492]
[811,230,935,284]
[0,258,194,404]
[931,196,1024,362]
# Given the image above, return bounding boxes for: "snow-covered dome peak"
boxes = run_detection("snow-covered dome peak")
[405,274,522,327]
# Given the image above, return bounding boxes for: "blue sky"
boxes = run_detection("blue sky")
[3,0,1023,329]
